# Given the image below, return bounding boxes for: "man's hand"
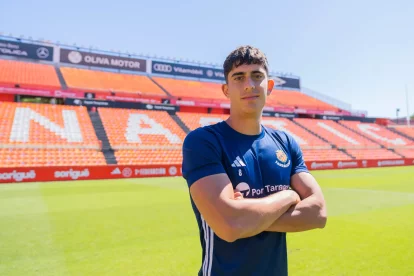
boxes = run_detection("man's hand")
[266,172,327,232]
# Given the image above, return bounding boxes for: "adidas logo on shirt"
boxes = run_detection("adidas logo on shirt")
[231,156,246,167]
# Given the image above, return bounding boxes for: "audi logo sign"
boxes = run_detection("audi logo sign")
[153,63,173,72]
[151,60,226,81]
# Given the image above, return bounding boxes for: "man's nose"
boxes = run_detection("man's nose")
[244,77,255,91]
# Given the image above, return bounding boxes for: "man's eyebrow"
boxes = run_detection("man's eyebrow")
[231,70,264,78]
[251,70,264,75]
[231,72,245,78]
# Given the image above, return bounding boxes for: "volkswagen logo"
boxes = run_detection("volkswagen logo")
[36,47,49,59]
[206,70,213,77]
[153,63,172,72]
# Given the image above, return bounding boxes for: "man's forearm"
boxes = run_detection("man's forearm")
[265,195,327,233]
[226,190,298,241]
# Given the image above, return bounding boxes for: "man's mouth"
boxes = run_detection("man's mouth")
[242,95,259,100]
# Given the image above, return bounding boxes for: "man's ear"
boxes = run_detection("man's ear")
[222,83,229,98]
[267,79,275,96]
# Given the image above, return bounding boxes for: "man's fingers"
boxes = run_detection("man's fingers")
[234,191,244,200]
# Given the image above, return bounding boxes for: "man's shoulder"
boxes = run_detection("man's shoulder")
[183,123,223,148]
[263,125,292,144]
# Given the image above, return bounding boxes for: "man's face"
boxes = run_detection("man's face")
[222,64,274,115]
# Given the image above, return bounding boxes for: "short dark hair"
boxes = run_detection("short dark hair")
[223,45,269,83]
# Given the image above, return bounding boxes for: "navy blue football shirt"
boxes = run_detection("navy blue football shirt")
[182,120,309,276]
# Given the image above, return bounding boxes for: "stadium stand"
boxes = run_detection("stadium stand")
[294,118,380,149]
[152,77,228,101]
[60,67,166,95]
[0,50,412,168]
[267,90,339,111]
[152,77,338,111]
[339,121,414,148]
[0,102,105,167]
[261,117,331,149]
[177,113,332,149]
[177,113,350,161]
[0,59,61,90]
[98,107,186,165]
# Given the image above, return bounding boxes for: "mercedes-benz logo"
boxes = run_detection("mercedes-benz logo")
[36,47,49,59]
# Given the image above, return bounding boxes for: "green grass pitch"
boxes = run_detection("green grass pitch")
[0,166,413,275]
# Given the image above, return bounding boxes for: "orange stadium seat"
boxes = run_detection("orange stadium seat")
[391,126,414,139]
[393,148,414,158]
[345,149,402,160]
[267,90,339,111]
[0,148,106,167]
[152,77,228,101]
[115,149,182,165]
[0,102,105,167]
[0,59,61,89]
[98,107,186,164]
[294,118,380,149]
[339,121,414,149]
[302,149,353,161]
[60,67,166,95]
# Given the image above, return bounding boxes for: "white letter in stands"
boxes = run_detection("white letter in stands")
[317,122,359,145]
[10,108,83,142]
[199,117,223,127]
[126,114,181,143]
[357,124,406,145]
[262,120,307,145]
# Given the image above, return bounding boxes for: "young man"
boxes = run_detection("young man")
[182,46,327,276]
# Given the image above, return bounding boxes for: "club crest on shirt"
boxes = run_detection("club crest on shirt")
[275,150,290,168]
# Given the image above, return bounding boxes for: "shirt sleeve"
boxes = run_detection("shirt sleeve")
[286,132,309,176]
[182,128,227,188]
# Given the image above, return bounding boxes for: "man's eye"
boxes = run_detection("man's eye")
[254,74,264,80]
[234,76,244,81]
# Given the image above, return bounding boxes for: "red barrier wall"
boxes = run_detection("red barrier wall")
[0,164,182,184]
[0,159,413,184]
[305,158,413,170]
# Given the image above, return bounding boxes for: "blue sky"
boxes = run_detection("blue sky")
[1,0,413,119]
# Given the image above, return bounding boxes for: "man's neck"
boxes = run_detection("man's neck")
[226,112,262,136]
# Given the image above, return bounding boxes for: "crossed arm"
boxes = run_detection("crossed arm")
[265,172,327,233]
[189,172,327,242]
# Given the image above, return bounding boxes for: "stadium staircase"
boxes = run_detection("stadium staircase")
[388,148,405,158]
[88,111,117,164]
[148,76,173,97]
[55,66,68,90]
[170,114,191,134]
[337,148,356,159]
[387,127,414,142]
